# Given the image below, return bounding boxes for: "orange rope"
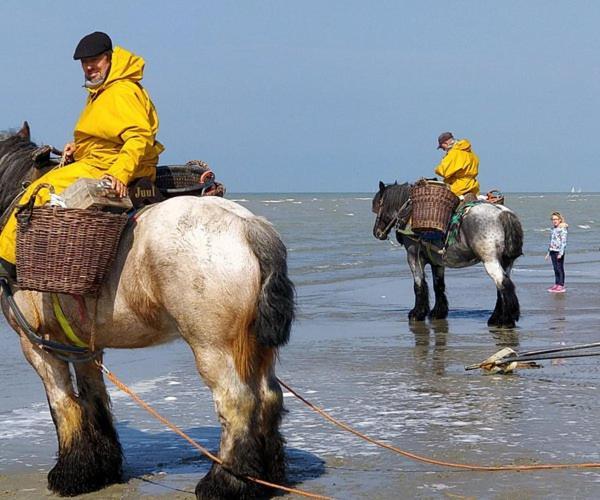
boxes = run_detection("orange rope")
[97,363,331,500]
[277,377,600,472]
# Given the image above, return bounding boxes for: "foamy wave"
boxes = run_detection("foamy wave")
[262,199,295,203]
[108,375,174,401]
[0,404,52,439]
[578,225,591,229]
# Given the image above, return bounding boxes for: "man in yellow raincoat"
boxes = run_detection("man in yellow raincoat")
[434,132,479,201]
[0,32,164,278]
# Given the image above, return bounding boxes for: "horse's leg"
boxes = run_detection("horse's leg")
[192,345,281,499]
[429,263,449,319]
[71,356,123,486]
[483,260,520,328]
[17,337,122,496]
[256,366,286,484]
[502,262,520,325]
[407,245,430,321]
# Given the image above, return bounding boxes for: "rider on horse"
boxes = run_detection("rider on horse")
[0,32,164,279]
[434,131,480,203]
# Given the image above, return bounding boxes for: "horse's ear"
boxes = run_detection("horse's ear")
[17,121,30,141]
[379,181,385,191]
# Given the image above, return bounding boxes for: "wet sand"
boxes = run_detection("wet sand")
[2,273,600,499]
[2,193,600,498]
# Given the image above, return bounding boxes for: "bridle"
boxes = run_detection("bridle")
[375,193,412,237]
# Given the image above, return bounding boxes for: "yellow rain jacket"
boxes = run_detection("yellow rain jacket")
[434,139,480,197]
[0,46,163,264]
[74,46,164,185]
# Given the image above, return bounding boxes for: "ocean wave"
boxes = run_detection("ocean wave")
[262,199,295,203]
[0,404,52,439]
[578,225,591,229]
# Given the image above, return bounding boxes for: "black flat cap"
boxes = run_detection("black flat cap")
[437,131,454,149]
[73,31,112,60]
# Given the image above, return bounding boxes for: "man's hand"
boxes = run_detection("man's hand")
[101,174,127,198]
[62,142,76,164]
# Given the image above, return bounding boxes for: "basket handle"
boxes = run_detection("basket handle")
[15,183,56,225]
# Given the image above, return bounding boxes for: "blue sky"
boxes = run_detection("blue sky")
[1,1,599,192]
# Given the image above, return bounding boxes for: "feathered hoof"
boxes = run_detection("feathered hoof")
[409,309,429,321]
[47,438,122,496]
[429,307,448,320]
[195,464,269,500]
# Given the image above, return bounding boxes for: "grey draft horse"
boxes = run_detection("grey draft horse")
[372,181,523,328]
[0,123,294,499]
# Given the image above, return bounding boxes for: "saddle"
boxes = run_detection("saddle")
[128,160,226,208]
[32,147,226,209]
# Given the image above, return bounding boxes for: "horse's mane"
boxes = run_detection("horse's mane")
[383,182,411,209]
[0,134,39,213]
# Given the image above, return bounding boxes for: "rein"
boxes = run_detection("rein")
[0,278,99,363]
[377,196,411,236]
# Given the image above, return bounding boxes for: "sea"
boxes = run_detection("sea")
[1,192,600,499]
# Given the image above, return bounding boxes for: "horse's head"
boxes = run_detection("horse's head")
[0,121,57,213]
[372,180,411,240]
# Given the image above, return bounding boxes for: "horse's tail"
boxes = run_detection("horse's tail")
[500,210,524,263]
[243,217,295,348]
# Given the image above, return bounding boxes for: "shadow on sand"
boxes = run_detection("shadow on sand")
[116,422,326,495]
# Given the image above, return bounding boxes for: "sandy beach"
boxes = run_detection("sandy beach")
[1,193,600,499]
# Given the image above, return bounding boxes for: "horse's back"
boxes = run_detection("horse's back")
[110,196,269,335]
[452,202,522,263]
[131,195,261,255]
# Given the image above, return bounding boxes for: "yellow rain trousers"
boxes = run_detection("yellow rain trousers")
[0,46,164,264]
[434,139,480,197]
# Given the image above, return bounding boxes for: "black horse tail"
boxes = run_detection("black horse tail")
[244,217,295,347]
[500,210,524,263]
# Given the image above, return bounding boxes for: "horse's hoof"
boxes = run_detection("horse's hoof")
[487,316,499,327]
[196,464,267,500]
[409,311,428,321]
[48,456,122,496]
[47,422,122,496]
[429,308,448,320]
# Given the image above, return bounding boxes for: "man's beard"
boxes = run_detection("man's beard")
[84,72,108,89]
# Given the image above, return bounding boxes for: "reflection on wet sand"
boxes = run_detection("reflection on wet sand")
[410,319,448,376]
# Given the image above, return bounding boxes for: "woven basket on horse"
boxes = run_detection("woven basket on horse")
[15,184,128,295]
[155,160,225,198]
[410,180,459,232]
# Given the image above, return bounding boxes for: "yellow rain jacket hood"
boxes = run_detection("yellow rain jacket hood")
[73,46,164,184]
[434,139,480,197]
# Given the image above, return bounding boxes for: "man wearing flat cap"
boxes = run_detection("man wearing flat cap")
[434,132,480,201]
[0,32,164,272]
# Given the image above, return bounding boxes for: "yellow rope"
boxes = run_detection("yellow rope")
[51,293,88,348]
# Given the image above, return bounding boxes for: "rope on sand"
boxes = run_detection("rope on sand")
[277,377,600,472]
[98,362,332,500]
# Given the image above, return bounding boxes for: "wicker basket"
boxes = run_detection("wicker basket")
[410,181,459,232]
[155,162,215,198]
[16,205,128,295]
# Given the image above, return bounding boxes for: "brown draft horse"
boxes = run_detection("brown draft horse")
[0,123,295,499]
